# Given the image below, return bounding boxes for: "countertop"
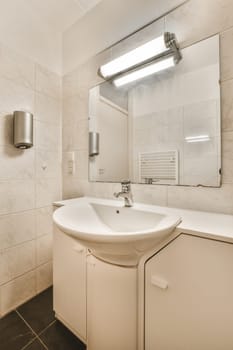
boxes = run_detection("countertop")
[53,196,233,244]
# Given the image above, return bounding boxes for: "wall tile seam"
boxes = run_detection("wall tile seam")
[0,268,52,317]
[0,207,36,217]
[34,88,62,102]
[0,239,36,254]
[33,117,62,127]
[222,130,233,134]
[36,259,53,269]
[62,115,88,121]
[0,232,53,254]
[0,75,61,102]
[0,265,37,287]
[34,176,62,182]
[36,231,53,239]
[0,41,62,78]
[0,259,52,288]
[35,119,62,127]
[63,149,88,153]
[0,205,55,217]
[221,180,233,185]
[0,75,35,94]
[220,76,233,84]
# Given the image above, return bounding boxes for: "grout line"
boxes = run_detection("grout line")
[38,319,56,336]
[20,337,38,350]
[16,309,49,350]
[37,336,49,350]
[15,309,38,336]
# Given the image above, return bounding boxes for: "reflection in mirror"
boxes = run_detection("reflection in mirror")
[89,35,221,187]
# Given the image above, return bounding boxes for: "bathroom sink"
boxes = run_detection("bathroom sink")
[53,199,181,266]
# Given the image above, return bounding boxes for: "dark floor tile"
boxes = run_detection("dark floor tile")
[40,320,86,350]
[23,339,46,350]
[0,311,35,350]
[17,287,55,334]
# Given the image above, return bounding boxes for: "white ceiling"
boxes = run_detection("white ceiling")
[0,0,102,74]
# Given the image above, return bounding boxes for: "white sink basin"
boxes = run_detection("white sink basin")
[53,199,181,266]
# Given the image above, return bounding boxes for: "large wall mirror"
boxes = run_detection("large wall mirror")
[88,34,221,187]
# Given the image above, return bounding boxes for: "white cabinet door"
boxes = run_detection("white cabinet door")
[145,234,233,350]
[53,226,87,341]
[87,255,137,350]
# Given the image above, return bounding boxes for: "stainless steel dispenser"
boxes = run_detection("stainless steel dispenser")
[13,111,33,149]
[89,132,99,156]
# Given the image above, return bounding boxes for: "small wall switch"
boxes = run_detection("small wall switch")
[67,152,75,174]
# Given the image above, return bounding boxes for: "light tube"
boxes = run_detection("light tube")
[185,135,210,143]
[100,35,169,78]
[113,57,175,87]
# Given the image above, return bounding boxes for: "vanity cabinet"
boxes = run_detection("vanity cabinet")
[53,226,87,342]
[87,255,137,350]
[145,234,233,350]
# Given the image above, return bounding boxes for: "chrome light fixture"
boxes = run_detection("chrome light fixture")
[99,32,182,87]
[114,57,175,87]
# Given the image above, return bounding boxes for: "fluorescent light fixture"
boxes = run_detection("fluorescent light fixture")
[100,35,169,78]
[185,135,210,143]
[113,57,175,87]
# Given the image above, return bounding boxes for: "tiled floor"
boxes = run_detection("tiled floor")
[0,287,86,350]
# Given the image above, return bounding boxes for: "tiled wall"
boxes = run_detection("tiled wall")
[62,0,233,215]
[0,43,62,316]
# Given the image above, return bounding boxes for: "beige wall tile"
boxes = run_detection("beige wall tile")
[36,178,61,208]
[35,64,61,99]
[36,150,61,179]
[220,27,233,81]
[1,271,36,316]
[0,113,13,146]
[0,179,35,215]
[36,206,53,237]
[0,210,36,250]
[132,184,168,206]
[165,0,233,49]
[0,252,10,285]
[7,240,36,279]
[222,131,233,183]
[221,79,233,132]
[0,43,61,313]
[63,68,80,99]
[36,234,53,266]
[35,92,61,125]
[63,93,89,126]
[36,261,52,294]
[35,120,61,151]
[0,77,34,114]
[167,184,233,214]
[0,44,35,89]
[0,146,35,180]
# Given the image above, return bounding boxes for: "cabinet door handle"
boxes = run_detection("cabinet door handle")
[73,246,84,253]
[151,275,168,290]
[87,255,96,267]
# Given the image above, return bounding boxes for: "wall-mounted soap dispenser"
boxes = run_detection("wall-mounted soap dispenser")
[89,132,99,156]
[13,111,33,149]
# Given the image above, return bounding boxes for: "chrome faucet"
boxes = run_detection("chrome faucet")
[114,180,133,207]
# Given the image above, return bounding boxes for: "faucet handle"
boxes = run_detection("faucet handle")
[121,180,131,185]
[121,179,131,192]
